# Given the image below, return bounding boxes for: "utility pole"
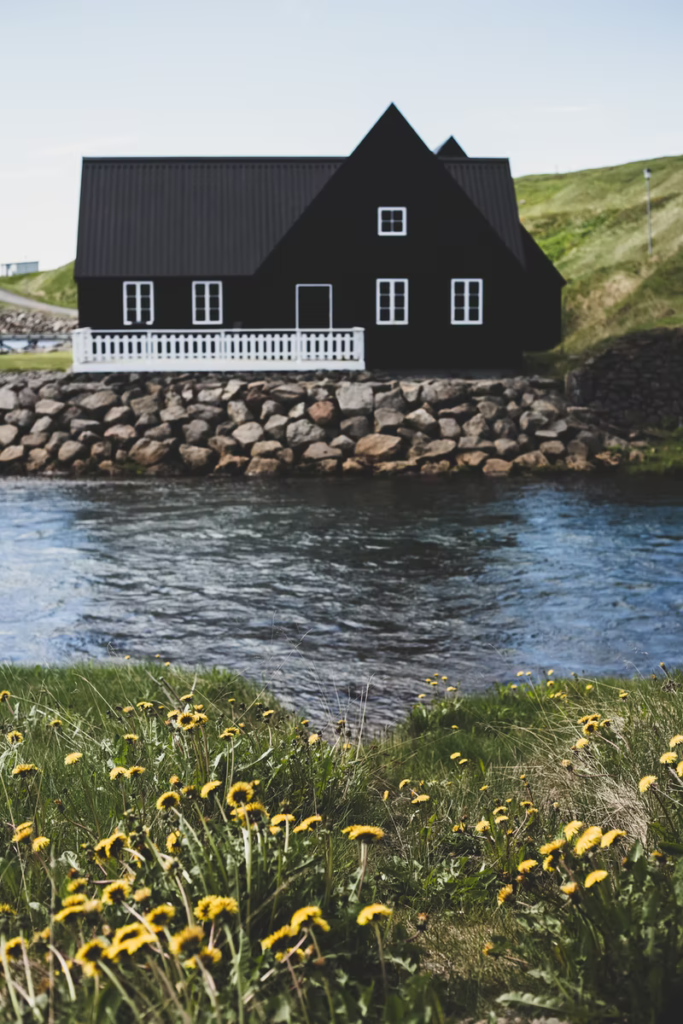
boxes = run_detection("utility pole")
[644,168,653,256]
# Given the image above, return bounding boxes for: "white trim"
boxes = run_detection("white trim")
[123,281,154,326]
[71,326,365,373]
[377,206,407,236]
[295,283,333,329]
[376,278,408,325]
[192,280,223,325]
[450,278,483,325]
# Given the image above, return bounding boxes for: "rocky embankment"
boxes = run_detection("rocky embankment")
[0,309,74,337]
[0,371,644,477]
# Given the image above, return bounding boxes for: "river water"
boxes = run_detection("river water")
[1,476,682,725]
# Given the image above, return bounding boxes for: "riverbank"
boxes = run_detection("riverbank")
[0,369,649,478]
[2,660,682,1022]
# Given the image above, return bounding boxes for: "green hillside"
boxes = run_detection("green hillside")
[0,261,77,309]
[516,154,683,364]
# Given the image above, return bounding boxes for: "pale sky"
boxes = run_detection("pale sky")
[1,0,681,270]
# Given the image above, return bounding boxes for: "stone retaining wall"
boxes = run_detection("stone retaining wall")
[0,370,642,478]
[565,327,683,430]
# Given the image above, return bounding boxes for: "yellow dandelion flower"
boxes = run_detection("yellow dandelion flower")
[539,838,566,856]
[200,780,222,799]
[574,738,589,750]
[4,937,25,961]
[261,924,294,952]
[412,794,430,804]
[451,724,459,729]
[497,884,514,905]
[185,946,222,969]
[585,684,593,692]
[494,815,509,824]
[601,829,626,848]
[357,903,392,926]
[677,761,683,778]
[575,826,603,856]
[517,859,538,874]
[67,878,88,894]
[291,905,330,933]
[449,752,462,760]
[561,881,579,896]
[669,735,683,748]
[11,826,33,843]
[619,690,628,700]
[542,855,555,871]
[382,789,389,801]
[271,813,296,825]
[417,694,427,699]
[0,691,10,702]
[102,880,131,906]
[122,706,134,714]
[660,752,677,764]
[292,814,322,833]
[226,781,254,807]
[109,766,128,780]
[123,733,139,742]
[156,791,181,811]
[169,926,205,957]
[133,887,152,904]
[144,904,176,931]
[345,825,385,842]
[11,763,38,777]
[564,820,584,840]
[308,733,320,745]
[399,779,411,789]
[49,719,62,727]
[5,731,23,745]
[262,710,275,718]
[639,775,657,794]
[585,869,609,888]
[474,819,491,833]
[480,784,489,791]
[127,765,145,776]
[166,831,181,854]
[220,726,240,738]
[32,836,50,852]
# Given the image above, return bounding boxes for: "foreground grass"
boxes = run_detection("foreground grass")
[2,661,683,1022]
[0,350,72,372]
[0,264,77,310]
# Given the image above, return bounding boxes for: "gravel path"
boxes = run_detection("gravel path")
[0,287,77,316]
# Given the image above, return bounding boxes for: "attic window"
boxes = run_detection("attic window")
[123,281,154,326]
[451,279,483,325]
[192,281,223,325]
[378,207,407,236]
[376,279,408,325]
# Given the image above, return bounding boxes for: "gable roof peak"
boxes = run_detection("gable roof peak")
[436,136,468,158]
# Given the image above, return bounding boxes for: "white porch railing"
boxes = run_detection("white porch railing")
[71,327,365,373]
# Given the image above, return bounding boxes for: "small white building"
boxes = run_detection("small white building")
[1,261,39,277]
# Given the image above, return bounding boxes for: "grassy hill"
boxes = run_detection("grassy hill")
[516,153,683,366]
[0,261,77,309]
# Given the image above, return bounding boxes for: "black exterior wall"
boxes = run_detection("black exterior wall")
[74,105,564,371]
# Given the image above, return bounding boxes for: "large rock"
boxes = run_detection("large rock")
[519,409,550,434]
[477,399,503,422]
[233,421,265,449]
[128,438,175,466]
[482,458,513,476]
[307,400,336,426]
[336,383,374,417]
[421,380,466,407]
[26,448,50,472]
[264,414,289,441]
[17,388,38,409]
[566,454,594,472]
[285,419,326,448]
[539,440,566,460]
[374,409,404,434]
[22,433,49,449]
[104,424,138,443]
[458,437,496,454]
[0,424,19,448]
[32,415,54,435]
[104,405,133,426]
[183,418,212,446]
[0,388,18,412]
[145,423,173,441]
[416,439,457,462]
[404,408,437,434]
[354,433,402,461]
[493,417,517,439]
[375,388,406,413]
[330,434,355,453]
[69,418,102,436]
[494,438,519,459]
[57,440,87,464]
[575,430,603,455]
[462,413,490,438]
[160,404,189,424]
[302,442,342,461]
[287,401,306,421]
[214,454,249,474]
[77,390,119,416]
[34,398,65,417]
[129,393,161,417]
[227,400,254,426]
[245,456,281,476]
[197,387,223,405]
[260,399,284,420]
[251,440,282,457]
[186,403,224,425]
[340,415,370,440]
[438,417,461,440]
[514,450,550,471]
[567,439,590,459]
[0,444,24,466]
[179,444,216,472]
[457,450,488,469]
[399,381,422,405]
[45,431,70,455]
[269,383,306,406]
[5,408,34,430]
[208,435,239,456]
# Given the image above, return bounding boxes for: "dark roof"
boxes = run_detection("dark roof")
[435,136,468,157]
[439,158,525,265]
[75,157,342,277]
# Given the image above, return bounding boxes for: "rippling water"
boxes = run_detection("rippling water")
[1,476,682,724]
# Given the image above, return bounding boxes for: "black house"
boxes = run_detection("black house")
[74,105,564,373]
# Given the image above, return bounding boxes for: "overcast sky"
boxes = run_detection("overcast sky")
[1,0,681,270]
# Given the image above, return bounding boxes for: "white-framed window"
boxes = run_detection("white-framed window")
[377,206,407,236]
[123,281,154,325]
[376,278,408,325]
[192,281,223,325]
[451,278,483,324]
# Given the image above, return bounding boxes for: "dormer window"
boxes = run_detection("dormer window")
[378,207,407,236]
